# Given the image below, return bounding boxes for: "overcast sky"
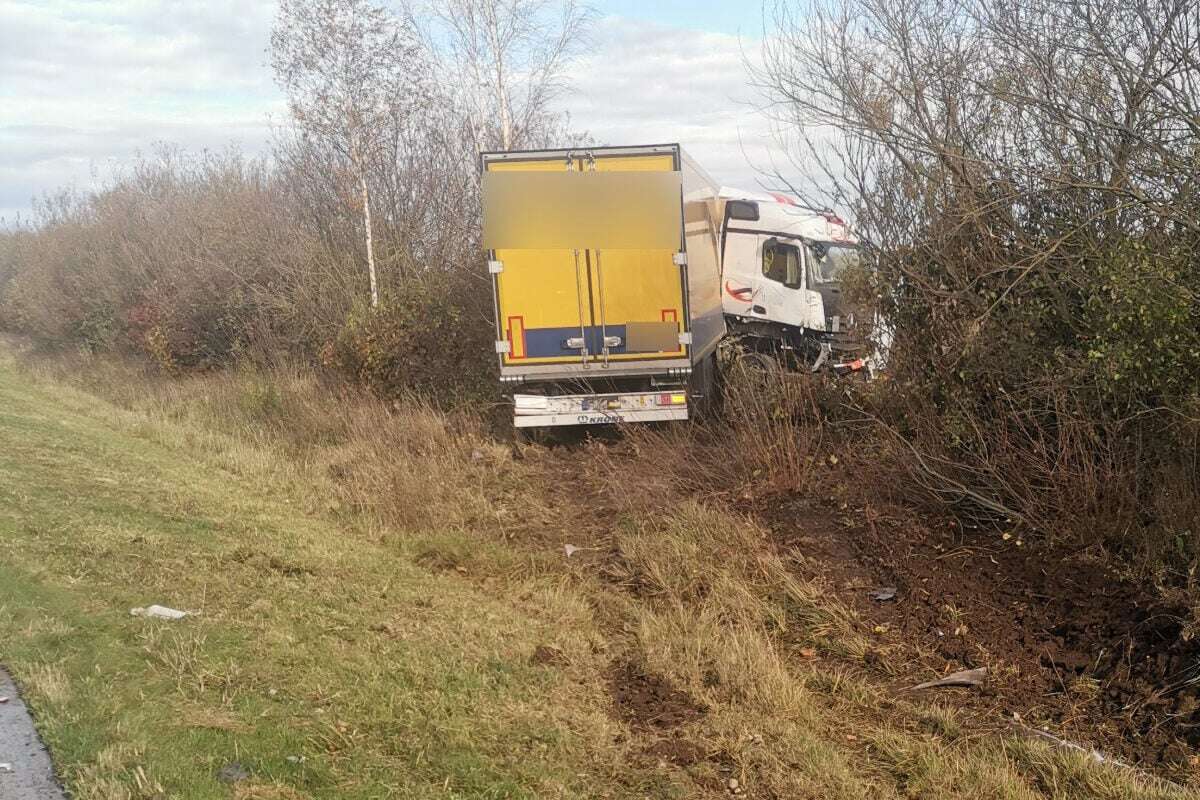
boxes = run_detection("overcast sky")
[0,1,791,223]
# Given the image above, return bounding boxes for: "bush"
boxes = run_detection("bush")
[761,0,1200,568]
[0,149,496,406]
[1082,243,1200,409]
[320,271,498,406]
[0,152,323,366]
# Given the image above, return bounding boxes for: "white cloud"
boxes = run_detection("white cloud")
[560,16,791,193]
[0,4,810,223]
[0,0,277,99]
[0,0,282,222]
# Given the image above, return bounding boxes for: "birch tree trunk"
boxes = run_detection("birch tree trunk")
[498,87,513,150]
[482,1,513,149]
[360,170,378,308]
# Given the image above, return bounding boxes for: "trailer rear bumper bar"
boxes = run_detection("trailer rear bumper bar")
[513,391,689,428]
[500,358,693,382]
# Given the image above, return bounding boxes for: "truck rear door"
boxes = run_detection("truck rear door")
[585,151,687,365]
[483,149,686,370]
[487,155,591,367]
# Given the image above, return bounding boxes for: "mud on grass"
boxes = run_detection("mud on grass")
[762,490,1200,779]
[608,661,711,768]
[591,422,1199,796]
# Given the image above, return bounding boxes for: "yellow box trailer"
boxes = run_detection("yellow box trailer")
[481,144,724,428]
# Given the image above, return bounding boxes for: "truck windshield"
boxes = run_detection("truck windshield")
[808,242,858,285]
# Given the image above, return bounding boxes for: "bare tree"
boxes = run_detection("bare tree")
[755,0,1200,532]
[759,0,1200,249]
[271,0,429,306]
[421,0,593,151]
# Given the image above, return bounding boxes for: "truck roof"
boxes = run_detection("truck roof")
[719,187,856,245]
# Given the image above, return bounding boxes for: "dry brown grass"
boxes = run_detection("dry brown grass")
[4,341,1193,799]
[604,360,833,505]
[69,744,165,800]
[23,662,72,706]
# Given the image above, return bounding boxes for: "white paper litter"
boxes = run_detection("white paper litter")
[130,605,190,620]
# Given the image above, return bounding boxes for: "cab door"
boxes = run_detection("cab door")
[757,236,806,327]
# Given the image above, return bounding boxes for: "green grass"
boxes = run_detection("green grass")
[0,355,634,798]
[1,347,1195,800]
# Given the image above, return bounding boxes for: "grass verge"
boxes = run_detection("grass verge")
[0,343,1192,799]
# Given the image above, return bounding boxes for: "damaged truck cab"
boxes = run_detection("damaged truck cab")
[717,190,861,369]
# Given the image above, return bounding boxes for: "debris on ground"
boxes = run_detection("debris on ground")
[0,762,13,772]
[907,667,987,691]
[130,605,189,620]
[1022,724,1114,766]
[216,762,251,783]
[868,586,897,602]
[762,491,1200,776]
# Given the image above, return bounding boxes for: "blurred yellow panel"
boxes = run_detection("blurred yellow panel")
[482,171,683,250]
[587,152,684,359]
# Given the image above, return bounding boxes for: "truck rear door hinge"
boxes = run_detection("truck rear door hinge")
[672,252,688,266]
[487,260,504,274]
[495,340,512,354]
[678,332,693,345]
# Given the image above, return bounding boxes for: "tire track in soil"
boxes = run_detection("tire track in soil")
[517,434,1200,781]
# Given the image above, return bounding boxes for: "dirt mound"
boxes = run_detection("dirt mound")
[607,660,712,768]
[608,661,707,730]
[531,644,568,667]
[764,494,1200,777]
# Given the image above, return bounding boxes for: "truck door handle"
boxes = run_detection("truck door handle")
[752,305,767,315]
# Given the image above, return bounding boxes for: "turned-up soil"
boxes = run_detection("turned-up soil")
[608,661,710,768]
[762,492,1200,777]
[528,428,1200,783]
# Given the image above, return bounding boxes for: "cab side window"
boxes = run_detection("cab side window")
[762,240,803,289]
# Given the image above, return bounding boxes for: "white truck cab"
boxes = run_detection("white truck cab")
[716,189,861,367]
